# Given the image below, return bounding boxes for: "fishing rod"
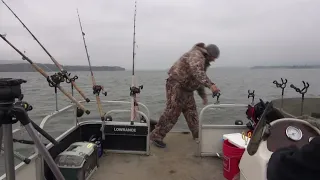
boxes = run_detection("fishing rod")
[0,34,90,115]
[129,0,144,125]
[76,9,107,121]
[1,0,90,103]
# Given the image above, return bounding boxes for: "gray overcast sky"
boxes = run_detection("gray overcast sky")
[1,0,319,70]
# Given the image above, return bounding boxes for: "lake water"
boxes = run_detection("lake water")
[0,68,319,175]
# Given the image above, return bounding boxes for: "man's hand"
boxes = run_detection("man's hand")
[202,97,208,105]
[210,84,220,93]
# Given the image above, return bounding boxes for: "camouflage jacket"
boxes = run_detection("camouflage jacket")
[168,42,214,99]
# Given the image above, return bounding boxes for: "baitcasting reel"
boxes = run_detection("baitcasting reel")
[130,85,143,96]
[93,85,107,96]
[212,91,220,104]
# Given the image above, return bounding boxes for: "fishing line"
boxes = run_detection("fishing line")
[129,0,144,125]
[1,0,90,103]
[0,33,90,115]
[76,9,107,121]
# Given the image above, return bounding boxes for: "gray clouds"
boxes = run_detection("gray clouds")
[1,0,319,70]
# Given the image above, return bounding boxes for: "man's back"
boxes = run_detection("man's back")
[168,43,211,91]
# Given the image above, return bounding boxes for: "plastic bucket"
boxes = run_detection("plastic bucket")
[223,140,245,180]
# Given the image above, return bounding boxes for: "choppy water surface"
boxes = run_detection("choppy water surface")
[0,68,319,175]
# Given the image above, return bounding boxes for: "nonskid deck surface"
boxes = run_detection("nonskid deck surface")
[90,132,224,180]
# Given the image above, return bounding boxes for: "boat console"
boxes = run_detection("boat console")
[266,119,319,152]
[239,101,320,180]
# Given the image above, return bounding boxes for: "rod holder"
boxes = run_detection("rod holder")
[273,78,288,109]
[290,81,310,116]
[248,90,255,105]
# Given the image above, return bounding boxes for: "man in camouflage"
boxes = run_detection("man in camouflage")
[150,42,220,148]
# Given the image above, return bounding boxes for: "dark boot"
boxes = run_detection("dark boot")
[192,131,199,140]
[152,140,167,148]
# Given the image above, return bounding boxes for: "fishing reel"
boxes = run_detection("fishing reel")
[130,85,143,96]
[60,70,79,83]
[212,91,220,104]
[47,72,65,87]
[93,85,107,96]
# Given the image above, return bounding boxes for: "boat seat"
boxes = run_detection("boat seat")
[239,118,320,180]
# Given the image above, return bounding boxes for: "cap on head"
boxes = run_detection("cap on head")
[206,44,220,58]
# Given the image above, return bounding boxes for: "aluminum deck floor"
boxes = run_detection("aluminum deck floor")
[90,132,225,180]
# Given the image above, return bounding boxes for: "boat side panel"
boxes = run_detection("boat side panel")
[44,127,82,180]
[83,123,148,152]
[200,125,248,156]
[44,122,148,180]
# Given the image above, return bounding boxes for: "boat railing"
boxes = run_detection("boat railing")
[37,99,150,151]
[39,100,151,130]
[197,103,249,157]
[30,99,151,176]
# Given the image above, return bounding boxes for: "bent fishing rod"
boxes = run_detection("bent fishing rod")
[1,0,90,103]
[76,9,107,121]
[0,34,90,115]
[129,0,144,125]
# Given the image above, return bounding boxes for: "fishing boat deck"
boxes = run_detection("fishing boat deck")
[90,132,224,180]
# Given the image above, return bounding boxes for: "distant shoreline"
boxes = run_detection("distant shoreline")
[251,65,320,69]
[0,63,125,72]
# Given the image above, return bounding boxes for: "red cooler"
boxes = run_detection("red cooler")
[222,139,245,180]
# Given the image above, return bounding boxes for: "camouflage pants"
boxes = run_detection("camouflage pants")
[150,78,199,141]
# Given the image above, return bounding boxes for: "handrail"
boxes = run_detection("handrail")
[198,103,248,156]
[40,104,74,129]
[199,103,248,126]
[41,109,150,150]
[39,100,151,129]
[40,109,151,155]
[78,100,150,119]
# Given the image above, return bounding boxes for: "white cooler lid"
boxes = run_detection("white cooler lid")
[223,133,251,149]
